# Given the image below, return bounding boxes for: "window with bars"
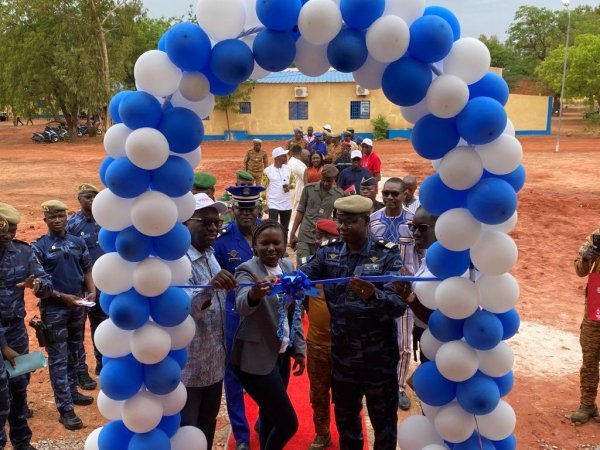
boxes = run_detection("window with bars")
[239,102,251,114]
[289,101,308,120]
[350,101,370,119]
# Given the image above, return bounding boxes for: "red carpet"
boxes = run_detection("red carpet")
[228,320,369,450]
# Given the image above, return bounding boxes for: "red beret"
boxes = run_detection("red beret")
[316,218,339,237]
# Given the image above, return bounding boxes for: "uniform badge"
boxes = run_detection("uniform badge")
[327,253,338,260]
[228,250,239,258]
[370,256,378,263]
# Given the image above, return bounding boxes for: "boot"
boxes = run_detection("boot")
[571,404,599,424]
[78,372,97,390]
[72,390,94,406]
[14,443,38,450]
[58,409,83,430]
[309,434,332,450]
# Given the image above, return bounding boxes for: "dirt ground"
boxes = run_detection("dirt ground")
[1,109,600,449]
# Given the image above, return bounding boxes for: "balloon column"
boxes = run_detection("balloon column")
[86,0,522,448]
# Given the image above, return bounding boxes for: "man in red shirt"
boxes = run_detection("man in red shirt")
[360,138,381,185]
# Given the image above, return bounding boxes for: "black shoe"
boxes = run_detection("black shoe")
[58,409,83,430]
[78,372,97,390]
[14,443,38,450]
[398,390,411,411]
[72,391,94,406]
[94,364,102,376]
[236,443,250,450]
[24,407,33,419]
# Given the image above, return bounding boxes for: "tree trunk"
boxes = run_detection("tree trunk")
[89,0,111,130]
[224,108,232,141]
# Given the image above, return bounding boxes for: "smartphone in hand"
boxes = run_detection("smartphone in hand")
[593,234,600,251]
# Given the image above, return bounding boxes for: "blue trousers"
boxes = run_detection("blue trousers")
[77,299,107,375]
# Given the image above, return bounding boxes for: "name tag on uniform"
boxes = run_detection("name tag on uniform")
[363,263,380,273]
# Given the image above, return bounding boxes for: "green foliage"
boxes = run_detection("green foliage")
[370,114,389,140]
[507,6,562,63]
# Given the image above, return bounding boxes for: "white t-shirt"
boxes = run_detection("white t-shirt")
[264,164,293,211]
[287,157,306,210]
[265,264,289,353]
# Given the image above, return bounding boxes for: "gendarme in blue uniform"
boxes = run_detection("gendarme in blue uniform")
[66,211,102,264]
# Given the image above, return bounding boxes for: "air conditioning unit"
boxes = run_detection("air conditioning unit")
[295,87,308,98]
[356,85,370,96]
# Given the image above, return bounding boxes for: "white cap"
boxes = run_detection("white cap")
[351,150,363,159]
[323,124,332,132]
[361,138,373,147]
[272,147,289,158]
[193,193,228,214]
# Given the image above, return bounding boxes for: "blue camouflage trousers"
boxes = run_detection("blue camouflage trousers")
[77,299,107,376]
[0,320,33,447]
[41,304,85,412]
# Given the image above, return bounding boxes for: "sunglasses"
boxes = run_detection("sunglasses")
[407,222,431,233]
[188,218,224,228]
[382,190,402,197]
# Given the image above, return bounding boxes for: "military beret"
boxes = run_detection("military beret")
[236,170,254,181]
[41,200,68,213]
[193,172,217,189]
[334,195,373,215]
[253,138,262,144]
[316,218,339,237]
[321,164,339,178]
[78,183,99,194]
[0,202,21,225]
[0,216,8,233]
[314,132,323,138]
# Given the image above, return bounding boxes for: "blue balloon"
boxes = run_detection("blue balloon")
[419,173,468,216]
[484,165,526,193]
[99,292,116,316]
[153,223,191,261]
[169,348,188,369]
[408,15,454,63]
[99,156,114,186]
[157,413,181,438]
[157,31,168,51]
[495,309,520,340]
[424,6,461,41]
[327,28,369,73]
[425,242,470,280]
[150,287,191,327]
[412,115,460,160]
[118,91,162,130]
[468,72,510,106]
[256,0,302,31]
[104,157,151,199]
[340,0,385,30]
[456,371,501,415]
[453,432,495,450]
[100,356,143,400]
[463,309,504,351]
[98,228,118,253]
[491,434,517,450]
[413,361,457,406]
[158,107,204,154]
[204,67,239,96]
[115,227,153,262]
[109,289,151,330]
[428,310,465,342]
[210,39,255,85]
[253,29,296,72]
[382,57,432,106]
[467,178,517,225]
[456,97,507,145]
[165,22,211,72]
[128,428,171,450]
[108,91,132,124]
[493,371,514,397]
[144,356,181,395]
[98,420,133,450]
[151,156,195,197]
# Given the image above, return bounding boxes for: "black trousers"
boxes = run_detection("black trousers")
[235,355,298,450]
[268,209,292,239]
[181,381,223,450]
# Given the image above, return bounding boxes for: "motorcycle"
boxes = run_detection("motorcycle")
[47,125,71,141]
[31,128,59,144]
[77,122,103,137]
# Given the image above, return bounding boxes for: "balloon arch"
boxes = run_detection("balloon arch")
[86,0,523,448]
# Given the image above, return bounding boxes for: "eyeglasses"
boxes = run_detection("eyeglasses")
[407,222,431,233]
[187,218,224,228]
[351,158,362,162]
[382,190,401,198]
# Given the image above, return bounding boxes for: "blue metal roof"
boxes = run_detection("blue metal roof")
[256,69,355,84]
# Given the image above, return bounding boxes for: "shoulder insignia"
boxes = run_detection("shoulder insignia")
[321,238,339,247]
[398,237,414,244]
[12,239,31,247]
[299,255,314,265]
[376,239,397,250]
[228,249,239,258]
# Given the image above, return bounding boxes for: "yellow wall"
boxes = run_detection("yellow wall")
[505,94,550,133]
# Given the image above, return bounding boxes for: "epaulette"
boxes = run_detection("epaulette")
[398,237,414,244]
[376,239,398,250]
[298,254,314,265]
[12,239,31,247]
[217,226,230,238]
[320,238,340,247]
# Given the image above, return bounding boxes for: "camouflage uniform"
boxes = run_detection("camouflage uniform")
[32,233,92,413]
[300,238,406,450]
[0,329,10,448]
[243,148,269,186]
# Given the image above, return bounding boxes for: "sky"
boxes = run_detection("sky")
[142,0,600,40]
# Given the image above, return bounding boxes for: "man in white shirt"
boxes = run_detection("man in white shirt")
[287,144,306,211]
[262,147,295,239]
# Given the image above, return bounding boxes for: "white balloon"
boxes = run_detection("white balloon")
[476,400,516,441]
[134,50,182,98]
[421,402,442,423]
[431,158,441,172]
[122,390,164,433]
[97,390,124,421]
[366,15,409,63]
[298,0,343,46]
[125,128,170,170]
[435,340,479,382]
[170,91,215,120]
[435,208,482,252]
[426,75,469,119]
[471,231,518,276]
[435,276,479,320]
[413,280,440,310]
[401,97,430,125]
[397,415,445,450]
[130,322,172,364]
[172,192,197,222]
[166,256,193,285]
[131,191,178,237]
[444,38,491,85]
[92,189,134,231]
[179,72,210,102]
[295,38,330,77]
[423,445,449,450]
[159,382,188,416]
[476,273,520,314]
[94,319,132,358]
[420,327,444,361]
[243,0,261,29]
[84,427,102,450]
[353,55,388,90]
[434,402,476,443]
[504,118,516,136]
[92,252,135,295]
[482,211,518,234]
[104,124,132,159]
[163,315,196,350]
[384,0,425,25]
[475,134,523,175]
[173,146,202,170]
[438,146,483,191]
[171,425,208,450]
[477,341,514,377]
[196,0,245,41]
[133,258,172,297]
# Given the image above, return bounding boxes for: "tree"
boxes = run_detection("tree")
[507,6,562,64]
[214,82,256,140]
[478,34,533,88]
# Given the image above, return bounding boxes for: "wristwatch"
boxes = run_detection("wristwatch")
[32,278,41,293]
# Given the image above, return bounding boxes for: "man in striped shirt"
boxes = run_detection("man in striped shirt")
[402,176,421,220]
